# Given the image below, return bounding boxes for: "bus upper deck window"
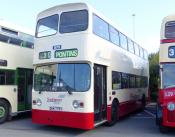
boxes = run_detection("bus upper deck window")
[36,14,59,37]
[59,10,88,33]
[165,21,175,38]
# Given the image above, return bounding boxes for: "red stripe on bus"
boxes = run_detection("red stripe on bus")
[119,100,142,116]
[107,105,111,122]
[160,62,175,64]
[32,99,146,129]
[32,110,94,130]
[161,39,175,44]
[107,99,144,123]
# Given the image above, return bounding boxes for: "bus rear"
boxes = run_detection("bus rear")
[157,15,175,132]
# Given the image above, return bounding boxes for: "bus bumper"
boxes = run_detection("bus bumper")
[162,107,175,127]
[32,109,94,130]
[157,103,175,128]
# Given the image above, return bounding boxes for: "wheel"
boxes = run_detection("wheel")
[107,101,118,126]
[156,104,162,125]
[156,105,159,125]
[0,100,9,124]
[141,95,146,110]
[159,125,169,133]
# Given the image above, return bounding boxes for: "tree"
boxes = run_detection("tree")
[149,52,159,101]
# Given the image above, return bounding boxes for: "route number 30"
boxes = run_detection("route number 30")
[168,46,175,58]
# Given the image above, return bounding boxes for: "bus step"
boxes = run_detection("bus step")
[94,120,107,127]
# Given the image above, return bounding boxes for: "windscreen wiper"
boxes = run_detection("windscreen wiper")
[65,85,73,95]
[59,78,73,95]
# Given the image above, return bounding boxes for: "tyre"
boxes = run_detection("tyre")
[159,125,169,133]
[107,101,118,126]
[0,100,9,124]
[141,95,146,110]
[156,104,162,125]
[156,105,159,125]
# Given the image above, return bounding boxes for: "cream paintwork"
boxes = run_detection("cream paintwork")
[160,14,175,63]
[0,86,17,114]
[33,3,149,113]
[160,14,175,40]
[32,90,94,113]
[0,42,33,70]
[159,43,175,63]
[0,20,34,35]
[0,42,33,115]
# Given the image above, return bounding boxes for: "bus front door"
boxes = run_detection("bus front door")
[17,68,33,111]
[94,64,107,123]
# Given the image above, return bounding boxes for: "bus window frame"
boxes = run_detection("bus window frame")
[0,69,16,85]
[59,9,89,34]
[34,63,91,92]
[165,21,175,39]
[35,14,59,38]
[93,14,110,41]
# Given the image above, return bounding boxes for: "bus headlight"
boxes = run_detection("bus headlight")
[72,100,79,108]
[36,99,42,106]
[167,102,175,111]
[72,100,84,109]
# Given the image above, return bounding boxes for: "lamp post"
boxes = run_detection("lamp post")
[132,14,135,39]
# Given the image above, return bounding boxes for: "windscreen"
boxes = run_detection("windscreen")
[162,64,175,88]
[165,21,175,38]
[59,10,88,33]
[36,14,59,37]
[34,63,91,92]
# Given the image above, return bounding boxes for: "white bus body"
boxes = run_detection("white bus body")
[32,3,149,129]
[0,20,34,123]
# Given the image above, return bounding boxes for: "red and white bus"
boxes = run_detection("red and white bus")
[32,3,149,129]
[157,15,175,132]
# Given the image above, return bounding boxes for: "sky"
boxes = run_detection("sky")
[0,0,175,53]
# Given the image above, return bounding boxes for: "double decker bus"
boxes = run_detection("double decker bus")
[157,15,175,132]
[0,20,34,123]
[32,3,149,129]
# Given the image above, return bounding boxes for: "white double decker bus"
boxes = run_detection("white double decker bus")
[0,20,34,123]
[32,3,149,129]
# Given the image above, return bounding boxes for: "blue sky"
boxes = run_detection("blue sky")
[1,0,175,53]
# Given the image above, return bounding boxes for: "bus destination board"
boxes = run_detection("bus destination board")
[55,49,78,58]
[39,51,51,59]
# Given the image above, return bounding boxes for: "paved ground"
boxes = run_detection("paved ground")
[0,104,175,137]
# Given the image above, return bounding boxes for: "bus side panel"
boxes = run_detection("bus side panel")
[0,86,17,114]
[0,42,33,70]
[32,109,94,129]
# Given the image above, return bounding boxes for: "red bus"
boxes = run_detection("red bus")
[156,14,175,132]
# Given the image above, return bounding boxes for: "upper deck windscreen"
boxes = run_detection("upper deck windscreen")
[36,14,59,37]
[165,21,175,38]
[36,9,88,37]
[60,10,88,33]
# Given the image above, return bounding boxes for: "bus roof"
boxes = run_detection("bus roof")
[0,19,34,36]
[37,2,89,18]
[163,14,175,21]
[37,2,147,53]
[37,2,127,36]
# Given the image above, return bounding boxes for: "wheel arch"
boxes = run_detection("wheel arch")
[112,98,119,105]
[0,98,12,115]
[106,97,119,126]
